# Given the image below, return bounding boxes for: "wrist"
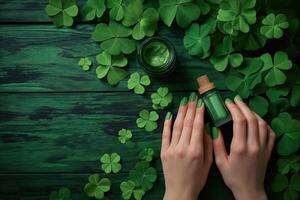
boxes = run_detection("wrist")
[164,189,198,200]
[233,188,267,200]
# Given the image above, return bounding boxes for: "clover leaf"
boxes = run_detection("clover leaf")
[120,180,145,200]
[196,0,211,16]
[49,187,71,200]
[129,161,157,191]
[248,95,269,117]
[46,0,78,27]
[100,153,122,174]
[118,128,132,144]
[290,86,300,107]
[260,13,289,39]
[151,87,173,109]
[159,0,201,28]
[82,0,106,21]
[136,109,159,132]
[271,112,300,156]
[139,148,154,162]
[184,23,211,59]
[260,51,293,87]
[217,0,256,34]
[128,72,151,94]
[78,57,92,71]
[210,36,243,71]
[92,21,136,55]
[84,174,111,199]
[266,87,290,103]
[272,173,300,200]
[95,51,128,86]
[107,0,127,21]
[277,154,300,175]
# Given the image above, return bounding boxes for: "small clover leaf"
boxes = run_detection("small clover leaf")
[196,0,211,16]
[136,109,159,132]
[277,154,300,175]
[49,187,71,200]
[184,23,211,59]
[100,153,122,174]
[95,51,128,86]
[217,0,256,34]
[260,13,289,39]
[84,174,111,199]
[139,148,154,162]
[92,21,136,55]
[151,87,173,109]
[120,180,145,200]
[78,57,92,71]
[107,0,126,21]
[159,0,201,28]
[272,173,300,200]
[46,0,78,27]
[128,72,151,94]
[82,0,106,21]
[272,173,289,192]
[118,128,132,144]
[260,51,293,87]
[129,161,157,191]
[266,87,290,103]
[248,95,269,117]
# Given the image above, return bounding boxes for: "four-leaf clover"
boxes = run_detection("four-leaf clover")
[78,57,92,71]
[128,72,151,94]
[118,128,132,144]
[100,153,122,174]
[84,174,111,199]
[49,187,71,200]
[136,109,159,132]
[82,0,106,21]
[260,13,289,39]
[151,87,173,109]
[139,148,154,162]
[120,180,145,200]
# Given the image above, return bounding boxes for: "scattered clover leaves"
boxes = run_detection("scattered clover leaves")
[217,0,256,34]
[82,0,106,21]
[128,72,151,94]
[260,51,293,87]
[272,173,300,200]
[277,154,300,175]
[107,0,127,21]
[95,51,128,86]
[84,174,111,199]
[136,109,159,132]
[100,153,122,174]
[118,128,132,144]
[139,148,154,162]
[248,95,269,117]
[78,57,92,71]
[159,0,201,28]
[184,23,211,59]
[49,187,71,200]
[120,180,145,200]
[151,87,173,109]
[46,0,78,27]
[92,21,136,55]
[260,13,289,39]
[129,161,157,191]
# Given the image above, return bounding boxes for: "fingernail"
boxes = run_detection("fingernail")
[189,92,197,102]
[212,127,219,139]
[180,97,188,106]
[235,95,243,101]
[165,112,172,120]
[225,98,233,104]
[197,98,203,108]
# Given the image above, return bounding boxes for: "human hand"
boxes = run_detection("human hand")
[161,93,213,200]
[213,95,276,200]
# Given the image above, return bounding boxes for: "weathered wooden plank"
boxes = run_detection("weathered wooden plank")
[0,24,231,92]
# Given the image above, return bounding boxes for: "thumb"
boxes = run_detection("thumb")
[212,127,228,171]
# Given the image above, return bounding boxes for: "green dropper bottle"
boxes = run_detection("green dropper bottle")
[197,75,231,127]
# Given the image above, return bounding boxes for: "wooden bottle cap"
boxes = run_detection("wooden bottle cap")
[197,75,215,94]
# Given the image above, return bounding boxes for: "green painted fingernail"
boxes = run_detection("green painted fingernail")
[166,112,172,120]
[235,95,243,101]
[189,92,197,102]
[212,127,219,139]
[197,98,203,108]
[225,98,233,104]
[180,97,188,106]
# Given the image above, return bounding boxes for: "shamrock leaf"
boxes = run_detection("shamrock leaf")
[260,51,293,87]
[107,0,126,21]
[120,180,145,200]
[184,23,211,59]
[49,187,71,200]
[266,87,290,103]
[271,112,300,156]
[84,174,111,199]
[100,153,122,174]
[128,72,151,94]
[159,0,201,28]
[78,57,92,71]
[129,161,157,191]
[95,51,128,86]
[196,0,211,16]
[46,0,78,27]
[272,173,300,200]
[217,0,256,34]
[139,148,154,162]
[210,36,243,71]
[82,0,106,21]
[151,87,173,109]
[92,21,136,55]
[118,128,132,144]
[136,109,159,132]
[277,154,300,175]
[260,13,289,39]
[248,95,269,117]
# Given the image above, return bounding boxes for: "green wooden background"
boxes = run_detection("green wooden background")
[0,1,280,199]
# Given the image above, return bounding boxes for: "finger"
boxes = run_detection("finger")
[267,126,276,153]
[234,95,259,148]
[190,99,205,151]
[254,113,268,147]
[213,128,228,171]
[162,112,173,152]
[204,124,213,165]
[179,93,198,146]
[171,97,188,145]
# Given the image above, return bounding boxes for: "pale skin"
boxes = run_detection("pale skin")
[161,94,276,200]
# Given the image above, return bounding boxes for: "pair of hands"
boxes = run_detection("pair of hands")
[161,93,276,200]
